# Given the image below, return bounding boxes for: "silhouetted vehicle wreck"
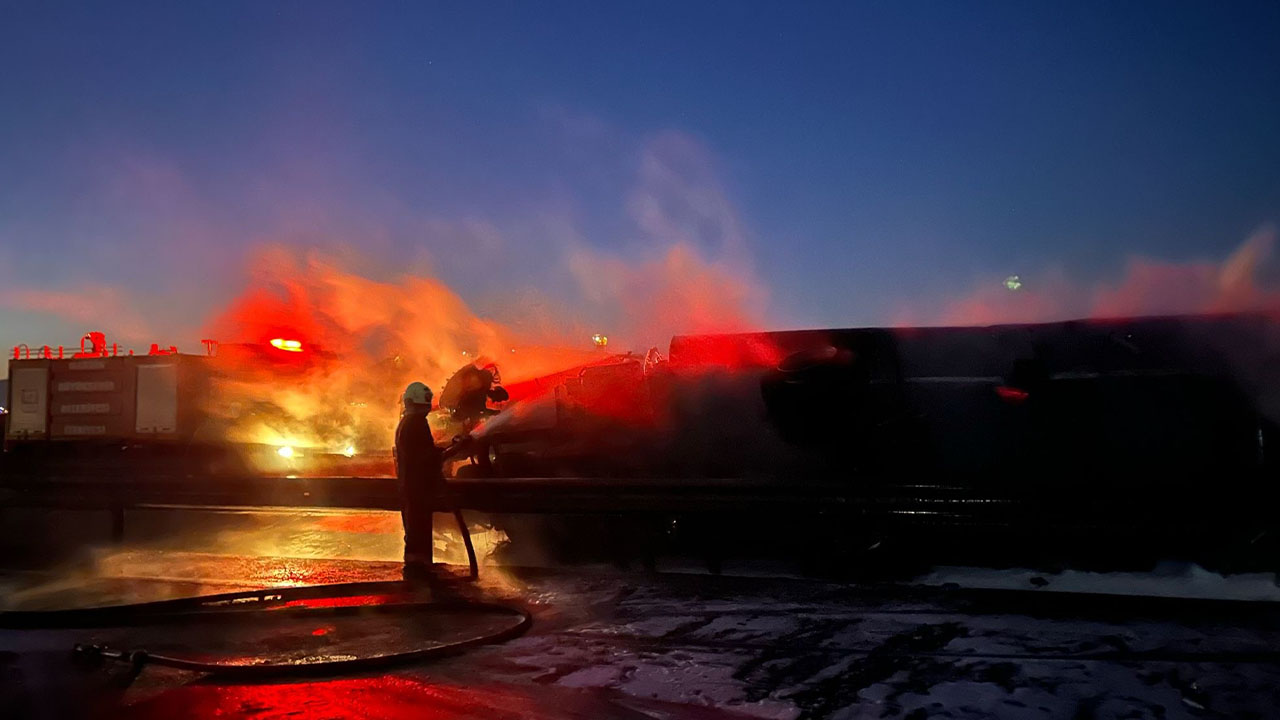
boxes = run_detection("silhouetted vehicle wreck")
[467,313,1279,493]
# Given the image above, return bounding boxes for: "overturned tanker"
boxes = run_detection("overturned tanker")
[463,313,1280,493]
[455,313,1280,571]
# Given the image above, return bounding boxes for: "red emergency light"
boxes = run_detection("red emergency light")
[11,331,176,360]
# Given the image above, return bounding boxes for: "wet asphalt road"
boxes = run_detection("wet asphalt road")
[3,508,1280,719]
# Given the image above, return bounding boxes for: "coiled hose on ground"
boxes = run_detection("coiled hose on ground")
[0,510,531,679]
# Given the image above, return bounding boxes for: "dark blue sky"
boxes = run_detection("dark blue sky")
[2,1,1279,350]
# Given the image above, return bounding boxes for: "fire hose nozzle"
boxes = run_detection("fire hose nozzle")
[442,434,476,461]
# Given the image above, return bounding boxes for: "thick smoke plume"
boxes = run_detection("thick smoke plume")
[200,227,767,454]
[568,243,763,343]
[566,130,768,348]
[195,131,771,454]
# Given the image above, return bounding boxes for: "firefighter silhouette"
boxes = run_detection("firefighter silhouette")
[439,359,510,430]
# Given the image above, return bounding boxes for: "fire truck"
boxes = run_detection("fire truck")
[2,332,390,477]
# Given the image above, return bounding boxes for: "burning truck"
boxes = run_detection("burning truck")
[452,313,1280,495]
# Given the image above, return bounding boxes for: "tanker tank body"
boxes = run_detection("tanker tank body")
[468,313,1280,493]
[670,313,1280,489]
[471,313,1280,570]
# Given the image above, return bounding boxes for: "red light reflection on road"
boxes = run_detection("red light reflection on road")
[113,676,603,720]
[279,593,412,610]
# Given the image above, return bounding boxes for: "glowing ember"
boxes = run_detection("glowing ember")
[270,338,304,352]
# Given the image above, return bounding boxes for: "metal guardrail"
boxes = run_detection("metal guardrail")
[1,471,1257,539]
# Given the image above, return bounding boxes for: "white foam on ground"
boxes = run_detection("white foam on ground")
[916,561,1280,601]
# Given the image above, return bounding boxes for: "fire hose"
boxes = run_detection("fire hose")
[0,504,530,678]
[0,583,531,679]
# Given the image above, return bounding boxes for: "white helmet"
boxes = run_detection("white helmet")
[403,381,433,410]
